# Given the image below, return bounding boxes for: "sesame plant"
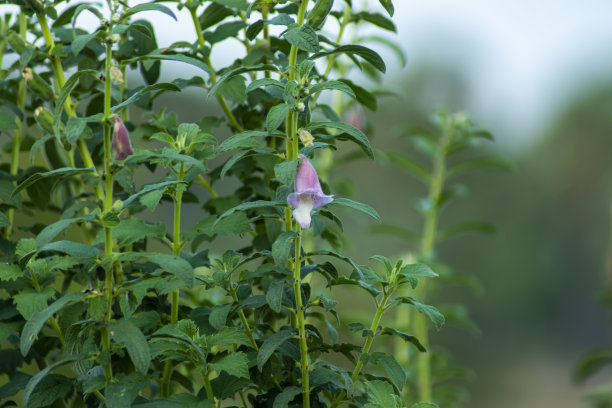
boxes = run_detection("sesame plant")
[0,0,490,407]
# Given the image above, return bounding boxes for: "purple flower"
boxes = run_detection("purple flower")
[287,154,333,229]
[111,116,133,160]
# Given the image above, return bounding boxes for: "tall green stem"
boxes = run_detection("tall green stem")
[36,12,104,202]
[331,289,392,407]
[6,12,27,240]
[413,119,454,402]
[101,39,115,384]
[161,164,185,397]
[189,7,243,132]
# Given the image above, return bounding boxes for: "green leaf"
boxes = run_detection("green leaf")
[272,231,297,266]
[379,327,426,352]
[0,211,9,227]
[29,375,70,407]
[574,348,612,383]
[39,240,98,258]
[0,372,31,400]
[266,280,284,313]
[353,11,396,32]
[205,21,248,45]
[266,103,290,132]
[246,78,284,93]
[213,0,248,10]
[370,255,392,275]
[36,212,97,250]
[72,31,99,55]
[23,356,82,408]
[311,44,386,73]
[215,200,285,224]
[306,121,372,158]
[218,130,268,152]
[21,291,86,355]
[207,327,252,348]
[208,64,278,100]
[273,386,302,408]
[368,224,419,242]
[121,180,184,209]
[397,263,437,289]
[209,303,232,331]
[209,352,249,378]
[105,373,148,408]
[384,152,429,183]
[395,297,445,330]
[146,254,195,288]
[361,352,406,391]
[109,320,151,374]
[283,23,319,53]
[257,329,294,370]
[124,52,211,75]
[111,83,181,112]
[411,404,439,408]
[328,197,380,222]
[124,2,177,21]
[309,80,356,99]
[274,159,298,186]
[12,167,95,199]
[378,0,394,17]
[109,218,166,246]
[216,74,247,104]
[13,288,55,320]
[338,78,378,111]
[365,380,400,408]
[0,263,22,281]
[0,111,18,131]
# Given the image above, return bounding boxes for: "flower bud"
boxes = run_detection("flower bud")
[111,13,121,23]
[21,67,33,81]
[111,116,133,160]
[296,102,305,112]
[299,129,314,147]
[110,34,121,43]
[110,66,123,84]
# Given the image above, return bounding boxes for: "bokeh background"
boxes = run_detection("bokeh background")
[6,0,612,406]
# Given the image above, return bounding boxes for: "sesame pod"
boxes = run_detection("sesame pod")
[34,107,56,134]
[306,0,334,30]
[28,72,55,100]
[7,31,28,54]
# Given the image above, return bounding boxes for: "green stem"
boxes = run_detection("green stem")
[229,286,259,350]
[293,227,310,408]
[189,7,243,132]
[101,38,115,385]
[262,6,270,79]
[413,118,454,402]
[197,174,219,198]
[331,289,391,408]
[36,12,105,203]
[161,164,185,397]
[6,12,27,240]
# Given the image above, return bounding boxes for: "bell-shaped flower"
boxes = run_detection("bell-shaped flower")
[111,116,133,160]
[287,154,333,229]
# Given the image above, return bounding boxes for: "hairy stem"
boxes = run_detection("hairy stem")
[161,163,185,397]
[413,118,454,402]
[6,12,27,240]
[293,227,310,407]
[189,7,243,132]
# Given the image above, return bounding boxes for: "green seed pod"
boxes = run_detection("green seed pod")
[28,72,55,100]
[7,31,28,54]
[34,107,56,134]
[306,0,334,30]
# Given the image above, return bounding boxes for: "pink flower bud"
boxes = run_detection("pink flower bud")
[111,116,133,160]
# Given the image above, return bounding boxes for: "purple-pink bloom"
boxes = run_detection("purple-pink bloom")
[111,116,133,160]
[287,154,333,229]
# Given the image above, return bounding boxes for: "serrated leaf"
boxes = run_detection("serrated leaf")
[209,352,249,378]
[23,355,81,408]
[111,82,180,112]
[283,23,319,53]
[397,263,437,289]
[257,329,294,370]
[209,303,232,331]
[274,160,299,186]
[273,386,302,408]
[109,320,151,374]
[207,327,252,348]
[35,212,97,249]
[218,130,268,152]
[365,380,399,407]
[306,121,372,158]
[395,297,445,330]
[110,218,166,246]
[272,231,297,266]
[146,254,194,288]
[21,292,86,356]
[328,197,380,222]
[266,103,290,132]
[0,263,22,281]
[38,240,98,258]
[13,288,55,320]
[266,280,284,313]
